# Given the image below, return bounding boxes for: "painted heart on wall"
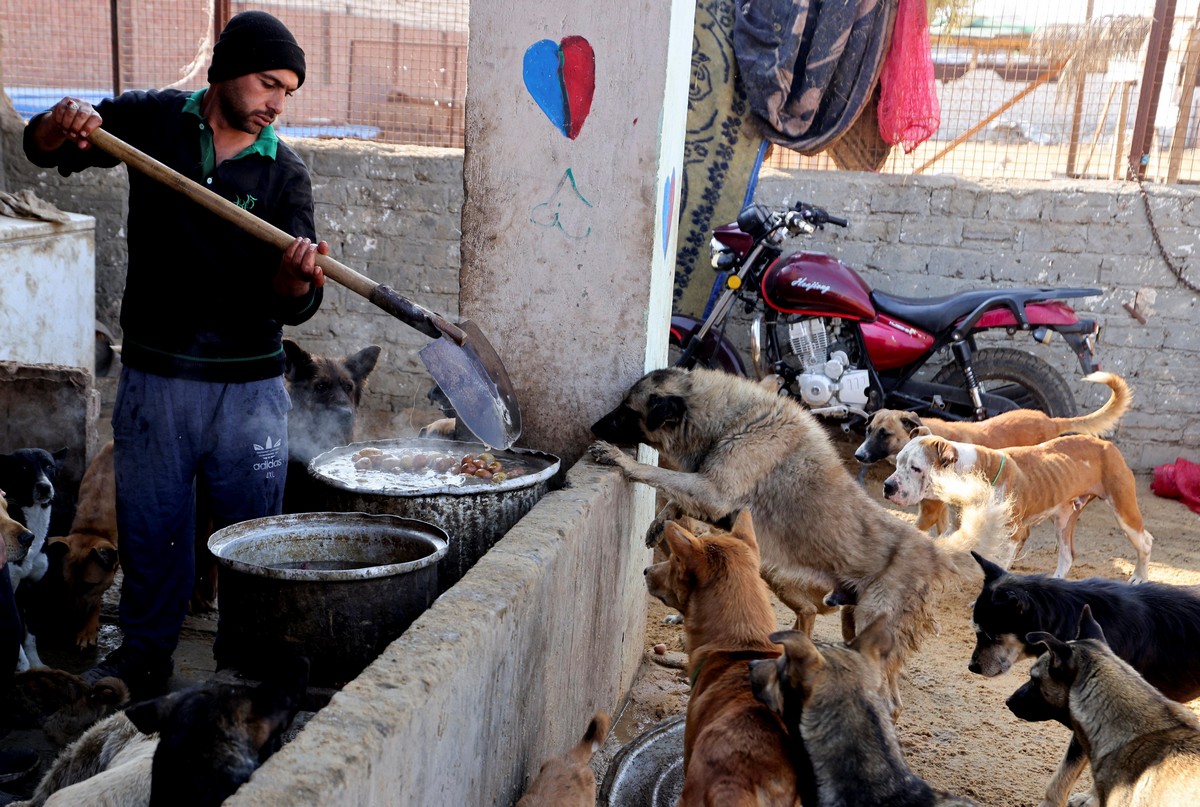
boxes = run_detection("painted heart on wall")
[522,36,595,140]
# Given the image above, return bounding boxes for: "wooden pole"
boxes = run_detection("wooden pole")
[1166,26,1200,183]
[1126,0,1177,180]
[916,63,1064,175]
[1066,0,1097,177]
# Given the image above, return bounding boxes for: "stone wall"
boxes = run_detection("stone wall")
[6,130,1198,469]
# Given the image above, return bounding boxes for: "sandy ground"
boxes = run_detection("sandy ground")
[591,434,1200,807]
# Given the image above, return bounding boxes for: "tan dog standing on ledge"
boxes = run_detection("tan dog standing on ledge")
[884,431,1153,582]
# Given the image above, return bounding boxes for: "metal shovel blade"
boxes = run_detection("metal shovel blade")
[420,320,522,449]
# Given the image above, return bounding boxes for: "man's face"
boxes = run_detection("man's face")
[216,69,299,135]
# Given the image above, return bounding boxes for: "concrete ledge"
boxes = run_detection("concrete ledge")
[228,459,651,805]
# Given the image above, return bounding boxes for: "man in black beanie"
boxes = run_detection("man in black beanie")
[23,10,325,699]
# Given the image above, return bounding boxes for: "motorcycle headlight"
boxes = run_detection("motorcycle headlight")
[709,237,732,269]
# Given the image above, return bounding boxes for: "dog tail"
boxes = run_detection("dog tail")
[568,711,611,764]
[930,469,1016,570]
[1054,372,1131,438]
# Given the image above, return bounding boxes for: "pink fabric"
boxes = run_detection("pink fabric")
[1151,457,1200,514]
[877,0,941,153]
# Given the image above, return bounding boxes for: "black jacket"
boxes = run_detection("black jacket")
[24,88,323,382]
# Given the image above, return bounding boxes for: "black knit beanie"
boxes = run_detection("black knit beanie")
[207,10,306,87]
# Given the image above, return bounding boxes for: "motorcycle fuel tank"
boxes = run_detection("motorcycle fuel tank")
[761,252,876,320]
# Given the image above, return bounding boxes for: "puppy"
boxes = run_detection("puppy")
[1007,606,1200,807]
[589,366,1013,715]
[17,657,310,807]
[2,667,129,747]
[24,442,119,650]
[0,447,67,590]
[750,618,979,806]
[645,511,810,806]
[854,371,1130,465]
[515,711,610,807]
[885,432,1153,582]
[189,340,382,612]
[968,551,1200,807]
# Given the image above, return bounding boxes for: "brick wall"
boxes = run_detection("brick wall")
[6,124,1198,470]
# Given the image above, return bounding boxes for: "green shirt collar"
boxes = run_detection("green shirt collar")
[183,88,279,175]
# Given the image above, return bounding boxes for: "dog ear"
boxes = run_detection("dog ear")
[772,629,824,687]
[899,413,923,435]
[282,339,314,381]
[908,425,933,439]
[1075,604,1107,645]
[124,691,181,735]
[1027,631,1073,673]
[662,521,697,562]
[972,551,1006,582]
[45,536,70,561]
[728,509,758,550]
[931,437,958,469]
[345,345,382,384]
[645,394,686,432]
[93,546,119,571]
[997,586,1031,614]
[850,615,895,662]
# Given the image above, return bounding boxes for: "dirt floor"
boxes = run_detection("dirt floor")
[590,434,1200,807]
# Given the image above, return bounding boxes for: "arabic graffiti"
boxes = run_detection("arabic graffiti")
[530,168,593,239]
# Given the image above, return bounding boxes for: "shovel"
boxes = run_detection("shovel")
[86,127,522,449]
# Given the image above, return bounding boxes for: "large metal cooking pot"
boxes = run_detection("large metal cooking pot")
[208,511,448,686]
[307,438,560,592]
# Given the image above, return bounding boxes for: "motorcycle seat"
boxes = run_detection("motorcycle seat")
[870,287,1100,335]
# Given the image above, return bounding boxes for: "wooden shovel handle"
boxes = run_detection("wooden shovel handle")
[86,127,466,345]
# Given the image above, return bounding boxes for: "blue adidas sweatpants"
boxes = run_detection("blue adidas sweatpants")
[111,367,291,655]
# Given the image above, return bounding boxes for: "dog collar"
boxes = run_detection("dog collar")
[991,454,1007,486]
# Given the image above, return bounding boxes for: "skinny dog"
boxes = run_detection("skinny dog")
[750,618,979,806]
[1007,606,1200,807]
[645,511,810,807]
[885,432,1153,581]
[854,371,1130,465]
[590,367,1012,715]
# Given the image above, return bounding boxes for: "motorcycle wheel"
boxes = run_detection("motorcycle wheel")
[930,347,1077,418]
[667,332,727,371]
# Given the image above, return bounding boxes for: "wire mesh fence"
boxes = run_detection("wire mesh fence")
[2,1,1200,183]
[770,0,1200,184]
[0,0,467,146]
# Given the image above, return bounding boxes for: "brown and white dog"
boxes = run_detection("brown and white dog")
[1,490,35,570]
[855,371,1131,466]
[884,432,1153,582]
[645,511,812,807]
[515,711,610,807]
[20,442,119,652]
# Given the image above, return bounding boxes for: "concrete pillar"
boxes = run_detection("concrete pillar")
[460,0,697,468]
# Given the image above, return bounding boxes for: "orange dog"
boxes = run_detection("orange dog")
[646,510,810,807]
[885,432,1153,582]
[44,441,119,649]
[515,711,611,807]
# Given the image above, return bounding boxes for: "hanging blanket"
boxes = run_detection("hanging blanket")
[733,0,897,154]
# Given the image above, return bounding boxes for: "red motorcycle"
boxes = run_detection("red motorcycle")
[671,201,1102,422]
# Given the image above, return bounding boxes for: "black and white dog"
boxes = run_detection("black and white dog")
[0,446,67,670]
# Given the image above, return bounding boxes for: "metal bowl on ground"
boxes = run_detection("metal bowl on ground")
[208,511,448,686]
[598,714,684,806]
[305,438,560,593]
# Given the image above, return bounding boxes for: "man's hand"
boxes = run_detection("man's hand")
[35,97,102,153]
[275,236,327,297]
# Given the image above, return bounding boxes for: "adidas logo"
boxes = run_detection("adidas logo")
[253,435,284,471]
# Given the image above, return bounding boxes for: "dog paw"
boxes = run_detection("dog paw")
[75,632,98,651]
[644,519,667,548]
[587,440,625,466]
[1065,796,1097,807]
[662,613,684,625]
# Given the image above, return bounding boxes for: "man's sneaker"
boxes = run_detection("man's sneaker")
[82,644,174,700]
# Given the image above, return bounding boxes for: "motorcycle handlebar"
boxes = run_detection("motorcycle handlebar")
[793,202,849,228]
